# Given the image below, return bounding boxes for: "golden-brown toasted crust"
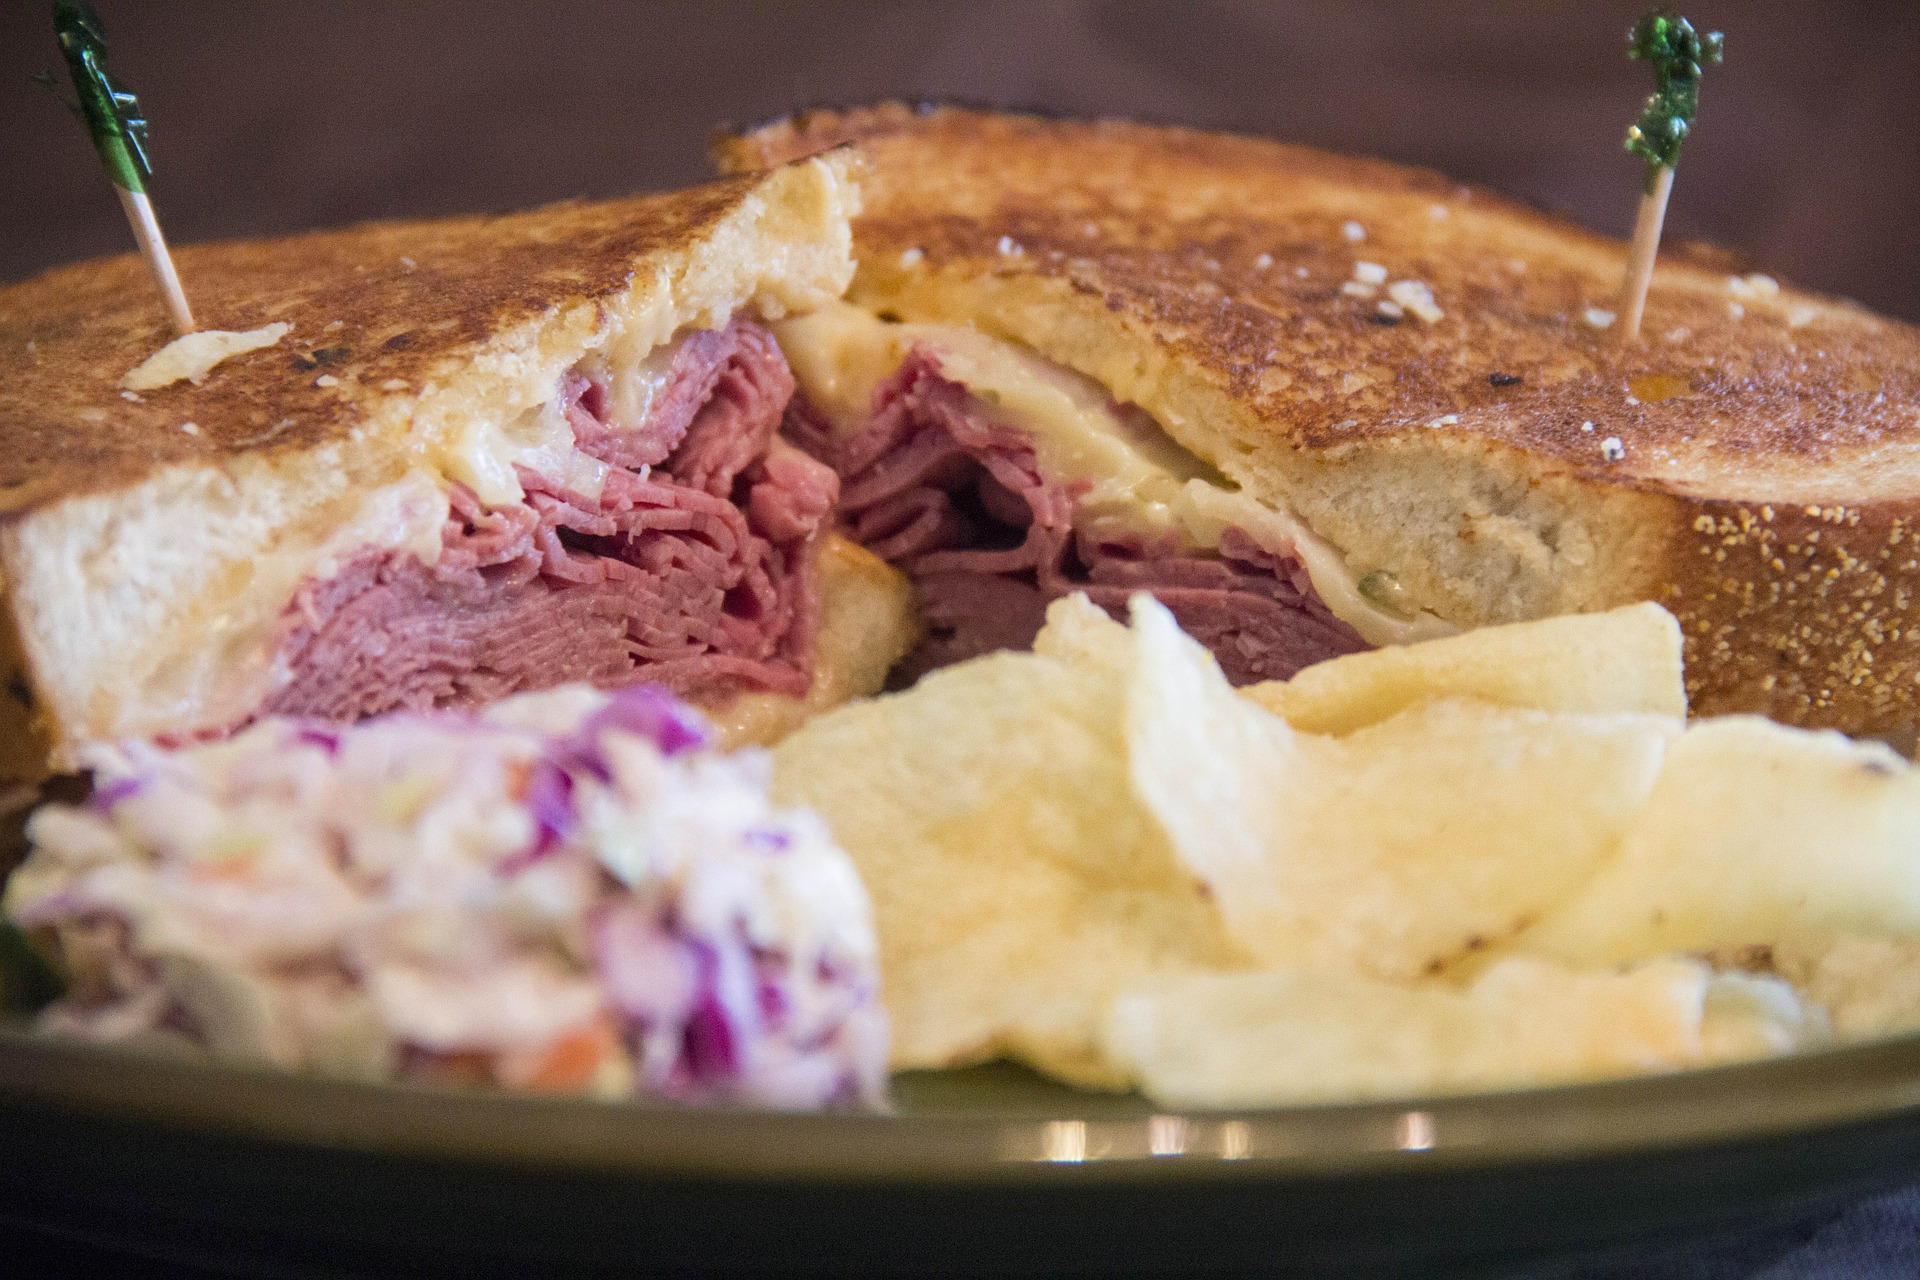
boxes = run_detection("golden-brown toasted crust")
[1661,498,1920,736]
[721,105,1920,499]
[0,179,759,514]
[721,106,1920,736]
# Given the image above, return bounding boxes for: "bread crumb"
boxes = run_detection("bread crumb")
[1387,280,1444,323]
[1601,436,1626,462]
[1728,302,1746,320]
[78,408,107,423]
[898,247,924,268]
[1341,281,1378,299]
[120,322,294,391]
[314,374,340,388]
[1342,220,1367,243]
[1666,326,1692,342]
[1728,273,1781,301]
[1377,300,1405,320]
[1428,413,1460,428]
[324,320,344,331]
[1583,307,1617,329]
[400,256,417,269]
[120,390,142,402]
[1789,304,1819,329]
[380,378,410,391]
[1581,420,1596,432]
[1353,261,1388,285]
[996,235,1022,256]
[1254,253,1274,270]
[180,421,200,435]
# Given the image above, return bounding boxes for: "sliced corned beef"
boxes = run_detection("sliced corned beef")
[263,315,837,722]
[787,348,1367,685]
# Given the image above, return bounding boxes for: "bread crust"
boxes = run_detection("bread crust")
[0,158,858,514]
[721,105,1920,734]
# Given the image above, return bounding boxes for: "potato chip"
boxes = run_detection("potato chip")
[773,590,1847,1100]
[770,632,1240,1087]
[1031,591,1137,675]
[1120,592,1677,979]
[1515,718,1920,968]
[1775,935,1920,1042]
[1241,603,1686,736]
[1102,956,1820,1108]
[1121,598,1299,942]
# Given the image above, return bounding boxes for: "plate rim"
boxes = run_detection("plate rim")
[5,1026,1920,1183]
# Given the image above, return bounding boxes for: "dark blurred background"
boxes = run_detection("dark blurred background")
[3,2,1917,320]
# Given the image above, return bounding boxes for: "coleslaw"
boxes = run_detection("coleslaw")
[4,684,887,1110]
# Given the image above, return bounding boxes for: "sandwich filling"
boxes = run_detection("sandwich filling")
[774,301,1450,685]
[259,315,838,723]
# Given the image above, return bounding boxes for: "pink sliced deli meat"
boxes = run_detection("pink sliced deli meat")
[787,348,1368,685]
[263,315,838,722]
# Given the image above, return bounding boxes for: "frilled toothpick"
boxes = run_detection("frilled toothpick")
[40,1,194,334]
[1617,11,1724,342]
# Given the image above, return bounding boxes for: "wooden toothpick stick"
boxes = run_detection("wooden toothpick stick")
[1617,11,1723,342]
[1618,163,1673,343]
[45,0,194,334]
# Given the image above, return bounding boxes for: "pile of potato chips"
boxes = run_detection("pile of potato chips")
[773,595,1920,1107]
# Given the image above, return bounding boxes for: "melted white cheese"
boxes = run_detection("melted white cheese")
[578,332,688,437]
[436,286,677,508]
[773,300,1454,648]
[448,400,611,505]
[120,324,294,391]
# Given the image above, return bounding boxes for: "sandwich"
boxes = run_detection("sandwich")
[717,104,1920,739]
[0,151,917,784]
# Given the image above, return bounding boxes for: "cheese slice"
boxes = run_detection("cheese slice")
[432,280,680,509]
[773,300,1454,647]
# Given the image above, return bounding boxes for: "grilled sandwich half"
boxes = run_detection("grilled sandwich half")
[719,104,1920,739]
[0,152,917,781]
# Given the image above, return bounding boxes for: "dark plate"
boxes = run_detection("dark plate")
[4,1027,1920,1276]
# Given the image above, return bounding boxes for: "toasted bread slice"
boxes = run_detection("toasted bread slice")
[718,105,1920,736]
[0,154,873,776]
